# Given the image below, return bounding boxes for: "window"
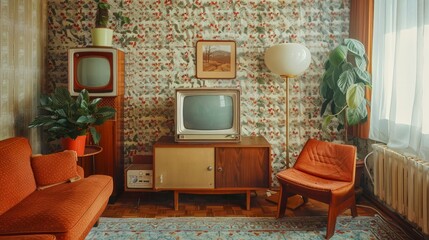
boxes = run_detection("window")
[370,0,429,160]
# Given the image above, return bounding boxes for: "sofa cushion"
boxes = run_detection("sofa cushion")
[0,175,112,235]
[31,150,80,189]
[0,137,36,215]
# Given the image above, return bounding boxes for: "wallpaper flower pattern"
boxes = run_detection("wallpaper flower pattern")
[46,0,350,185]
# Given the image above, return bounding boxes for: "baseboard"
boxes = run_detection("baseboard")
[363,191,427,240]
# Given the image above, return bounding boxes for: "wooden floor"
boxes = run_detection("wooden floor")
[102,190,377,218]
[101,190,425,239]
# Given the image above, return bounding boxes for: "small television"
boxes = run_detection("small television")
[175,88,241,142]
[68,47,124,97]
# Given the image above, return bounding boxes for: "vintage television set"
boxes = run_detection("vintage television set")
[68,47,124,97]
[175,88,241,142]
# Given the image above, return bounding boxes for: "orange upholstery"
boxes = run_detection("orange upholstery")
[0,234,56,240]
[0,137,113,240]
[77,165,84,179]
[0,138,36,215]
[294,139,356,182]
[31,150,80,188]
[276,139,357,239]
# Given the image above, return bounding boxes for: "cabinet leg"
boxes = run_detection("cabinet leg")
[246,190,251,210]
[174,191,179,210]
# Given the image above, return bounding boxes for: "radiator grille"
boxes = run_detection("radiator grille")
[372,144,429,234]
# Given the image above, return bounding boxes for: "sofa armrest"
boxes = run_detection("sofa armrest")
[77,165,85,178]
[31,151,81,189]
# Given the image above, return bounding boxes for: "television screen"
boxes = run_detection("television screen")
[77,57,111,87]
[183,95,233,130]
[69,48,123,96]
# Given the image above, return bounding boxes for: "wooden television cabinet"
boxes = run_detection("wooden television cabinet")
[78,48,125,202]
[152,135,271,210]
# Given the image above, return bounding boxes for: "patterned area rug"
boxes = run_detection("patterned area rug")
[86,215,410,240]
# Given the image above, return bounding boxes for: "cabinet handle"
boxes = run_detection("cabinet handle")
[207,166,213,171]
[217,167,223,172]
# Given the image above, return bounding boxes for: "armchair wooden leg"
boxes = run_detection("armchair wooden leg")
[326,205,338,239]
[276,185,288,218]
[350,197,358,217]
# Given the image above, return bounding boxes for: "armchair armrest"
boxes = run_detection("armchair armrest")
[31,150,81,189]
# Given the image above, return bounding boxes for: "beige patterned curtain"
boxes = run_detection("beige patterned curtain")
[0,0,47,152]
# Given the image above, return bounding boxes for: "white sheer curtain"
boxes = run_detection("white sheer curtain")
[371,0,429,161]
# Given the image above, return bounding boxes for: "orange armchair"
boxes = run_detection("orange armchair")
[276,139,357,239]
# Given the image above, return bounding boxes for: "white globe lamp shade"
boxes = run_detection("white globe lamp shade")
[264,43,311,77]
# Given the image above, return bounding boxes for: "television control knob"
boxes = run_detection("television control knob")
[217,167,223,172]
[131,176,138,183]
[207,166,213,171]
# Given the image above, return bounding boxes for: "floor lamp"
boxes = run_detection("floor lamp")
[264,43,311,207]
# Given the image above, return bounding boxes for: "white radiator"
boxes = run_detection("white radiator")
[372,144,429,234]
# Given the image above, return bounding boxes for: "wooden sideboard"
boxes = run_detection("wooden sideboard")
[153,136,271,210]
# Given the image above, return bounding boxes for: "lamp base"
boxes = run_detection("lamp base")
[265,191,305,210]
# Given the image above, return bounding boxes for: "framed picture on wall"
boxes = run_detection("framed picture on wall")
[196,40,236,79]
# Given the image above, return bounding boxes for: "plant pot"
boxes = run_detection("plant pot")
[91,28,113,47]
[61,135,87,156]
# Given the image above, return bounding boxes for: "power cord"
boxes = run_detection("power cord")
[363,151,374,185]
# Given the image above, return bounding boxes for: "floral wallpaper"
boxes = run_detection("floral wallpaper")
[46,0,350,185]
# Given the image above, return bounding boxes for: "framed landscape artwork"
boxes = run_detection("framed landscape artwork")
[196,40,236,79]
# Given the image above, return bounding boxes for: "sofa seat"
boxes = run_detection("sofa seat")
[0,175,112,236]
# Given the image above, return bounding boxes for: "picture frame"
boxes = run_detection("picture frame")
[196,40,236,79]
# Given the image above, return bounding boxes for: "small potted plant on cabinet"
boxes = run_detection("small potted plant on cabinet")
[92,0,113,46]
[29,87,116,156]
[91,0,131,46]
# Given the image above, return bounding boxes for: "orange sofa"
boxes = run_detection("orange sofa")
[0,137,113,240]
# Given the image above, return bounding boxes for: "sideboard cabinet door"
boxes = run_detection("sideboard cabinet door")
[215,147,270,188]
[154,148,215,189]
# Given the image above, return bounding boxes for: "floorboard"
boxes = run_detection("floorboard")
[102,190,377,218]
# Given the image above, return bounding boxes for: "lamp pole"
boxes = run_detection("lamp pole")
[282,75,290,168]
[264,43,311,208]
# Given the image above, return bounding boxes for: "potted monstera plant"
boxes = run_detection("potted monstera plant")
[91,0,131,46]
[29,87,116,155]
[320,38,372,132]
[320,38,372,199]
